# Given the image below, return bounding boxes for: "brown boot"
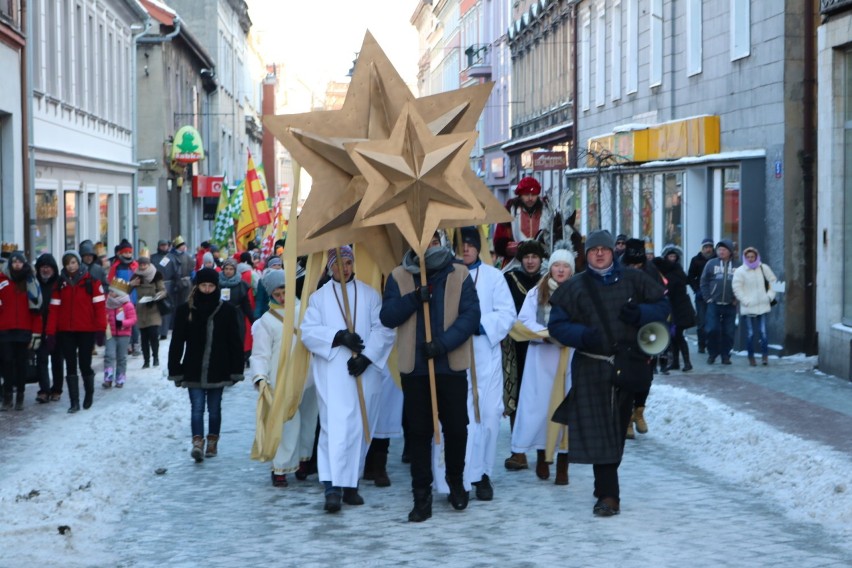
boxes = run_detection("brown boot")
[191,436,205,462]
[554,454,569,485]
[633,406,648,434]
[205,435,219,458]
[535,450,550,480]
[748,356,757,366]
[504,452,528,471]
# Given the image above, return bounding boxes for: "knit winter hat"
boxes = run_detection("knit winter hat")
[548,248,575,272]
[514,176,542,196]
[327,246,355,272]
[701,237,714,247]
[62,250,82,266]
[262,269,286,295]
[222,258,238,271]
[202,252,215,266]
[584,230,615,254]
[460,226,481,252]
[515,239,546,260]
[716,239,735,254]
[266,256,283,268]
[194,267,220,286]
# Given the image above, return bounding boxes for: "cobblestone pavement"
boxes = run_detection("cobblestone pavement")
[108,352,852,568]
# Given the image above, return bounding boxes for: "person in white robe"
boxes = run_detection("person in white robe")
[249,269,317,487]
[300,246,395,513]
[432,227,516,500]
[511,248,575,485]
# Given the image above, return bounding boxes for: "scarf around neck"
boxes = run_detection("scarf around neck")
[402,247,454,275]
[219,271,242,288]
[136,263,157,283]
[106,293,129,310]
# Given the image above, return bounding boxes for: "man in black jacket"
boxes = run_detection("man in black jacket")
[686,238,716,353]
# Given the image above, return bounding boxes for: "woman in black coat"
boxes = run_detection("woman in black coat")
[654,245,697,372]
[168,268,244,462]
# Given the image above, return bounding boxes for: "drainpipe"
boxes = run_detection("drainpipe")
[131,17,155,251]
[801,0,816,355]
[23,0,34,256]
[570,1,578,169]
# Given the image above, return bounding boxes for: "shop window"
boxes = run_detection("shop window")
[640,174,655,240]
[619,175,634,237]
[721,168,740,252]
[118,193,130,242]
[99,194,111,246]
[664,172,684,248]
[64,191,78,251]
[35,191,58,257]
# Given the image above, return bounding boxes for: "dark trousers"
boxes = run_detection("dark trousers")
[402,373,469,490]
[1,340,29,397]
[37,341,64,394]
[59,332,95,377]
[139,326,160,362]
[594,389,634,501]
[694,296,708,350]
[705,303,737,359]
[669,326,690,366]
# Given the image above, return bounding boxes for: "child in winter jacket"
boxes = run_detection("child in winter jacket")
[104,278,137,387]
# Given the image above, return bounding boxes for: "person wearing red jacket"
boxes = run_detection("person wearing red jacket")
[0,251,43,410]
[50,251,107,413]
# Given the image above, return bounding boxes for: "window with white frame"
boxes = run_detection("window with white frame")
[625,0,637,94]
[730,0,750,61]
[687,0,702,76]
[611,0,622,101]
[581,10,590,111]
[649,0,663,88]
[595,1,605,107]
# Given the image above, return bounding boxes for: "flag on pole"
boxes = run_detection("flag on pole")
[246,152,272,227]
[211,181,234,247]
[234,179,257,251]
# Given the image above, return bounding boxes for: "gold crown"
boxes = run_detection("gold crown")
[1,242,19,253]
[110,278,131,294]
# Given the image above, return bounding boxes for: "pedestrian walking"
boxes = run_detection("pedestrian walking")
[548,230,669,517]
[300,246,395,513]
[51,251,107,413]
[103,278,137,388]
[249,269,318,487]
[654,245,696,372]
[151,239,171,338]
[511,247,575,486]
[0,251,42,410]
[380,234,481,522]
[700,240,739,364]
[167,267,245,462]
[732,247,778,366]
[687,238,716,354]
[129,256,167,368]
[34,254,63,402]
[219,258,255,364]
[166,236,193,332]
[108,239,140,356]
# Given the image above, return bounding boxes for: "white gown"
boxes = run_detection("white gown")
[433,262,516,492]
[300,278,395,488]
[248,299,318,474]
[511,287,572,454]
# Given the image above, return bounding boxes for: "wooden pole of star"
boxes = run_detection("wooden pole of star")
[417,251,442,445]
[333,247,371,445]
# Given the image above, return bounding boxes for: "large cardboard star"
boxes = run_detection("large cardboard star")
[349,102,484,252]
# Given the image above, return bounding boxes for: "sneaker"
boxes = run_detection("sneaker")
[271,471,288,487]
[115,373,126,388]
[473,474,494,501]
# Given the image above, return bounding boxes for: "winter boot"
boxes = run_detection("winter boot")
[681,352,693,372]
[669,352,680,372]
[372,451,391,487]
[14,389,25,411]
[535,449,550,480]
[626,418,635,440]
[152,356,159,367]
[445,476,469,511]
[82,375,95,409]
[271,471,288,487]
[762,355,769,366]
[634,406,648,434]
[748,356,757,367]
[103,368,114,388]
[342,487,365,506]
[115,373,126,388]
[362,447,376,481]
[473,474,494,501]
[504,452,529,471]
[191,436,205,462]
[66,374,80,413]
[205,434,219,458]
[142,358,150,369]
[408,488,433,522]
[295,460,310,481]
[1,391,12,411]
[555,454,570,486]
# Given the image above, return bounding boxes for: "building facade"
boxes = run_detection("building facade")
[565,0,817,356]
[0,0,25,250]
[817,0,852,379]
[30,0,147,257]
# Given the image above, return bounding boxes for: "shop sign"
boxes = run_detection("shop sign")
[170,125,205,165]
[532,151,567,171]
[192,175,225,198]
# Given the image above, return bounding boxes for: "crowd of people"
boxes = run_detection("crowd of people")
[0,183,779,522]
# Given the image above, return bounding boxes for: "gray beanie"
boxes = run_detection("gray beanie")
[262,269,286,295]
[62,250,82,266]
[584,230,615,254]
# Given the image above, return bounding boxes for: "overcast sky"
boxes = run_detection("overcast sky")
[249,0,420,95]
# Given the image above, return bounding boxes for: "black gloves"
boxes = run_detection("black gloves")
[619,302,641,325]
[581,327,603,352]
[347,354,372,377]
[333,329,364,353]
[414,285,431,303]
[421,340,447,360]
